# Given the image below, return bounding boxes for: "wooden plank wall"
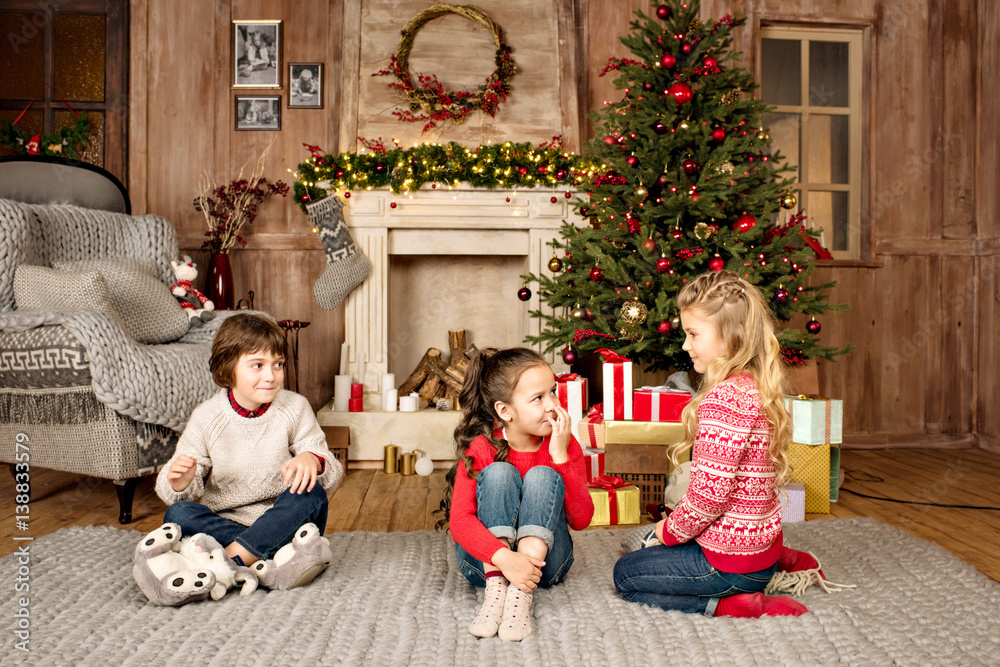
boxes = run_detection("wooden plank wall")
[129,0,997,451]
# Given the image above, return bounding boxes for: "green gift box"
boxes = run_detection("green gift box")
[785,395,843,445]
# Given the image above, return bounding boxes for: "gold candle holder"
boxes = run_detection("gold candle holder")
[400,451,416,475]
[383,444,399,474]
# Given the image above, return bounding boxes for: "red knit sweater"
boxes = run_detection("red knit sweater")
[660,373,783,573]
[450,430,595,564]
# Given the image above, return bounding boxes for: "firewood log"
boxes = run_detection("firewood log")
[399,348,441,395]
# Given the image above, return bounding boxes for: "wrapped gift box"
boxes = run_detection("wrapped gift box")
[830,445,841,502]
[582,447,604,482]
[578,405,605,448]
[556,373,589,442]
[633,387,692,422]
[788,442,831,513]
[604,420,685,446]
[587,477,640,526]
[598,348,633,420]
[606,442,672,477]
[785,395,843,445]
[780,481,806,523]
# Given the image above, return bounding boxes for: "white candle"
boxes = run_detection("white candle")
[399,395,418,412]
[339,342,348,377]
[384,388,398,412]
[381,373,395,393]
[334,374,351,412]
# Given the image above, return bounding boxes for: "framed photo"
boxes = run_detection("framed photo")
[233,20,282,88]
[288,63,323,108]
[235,95,281,131]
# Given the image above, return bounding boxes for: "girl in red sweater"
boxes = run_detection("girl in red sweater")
[439,347,594,641]
[614,270,818,618]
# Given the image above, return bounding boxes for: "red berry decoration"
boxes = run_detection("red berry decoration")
[659,53,677,69]
[589,267,603,281]
[682,159,698,174]
[657,320,672,334]
[655,256,671,272]
[667,82,693,106]
[703,55,718,69]
[656,4,672,20]
[626,155,639,167]
[712,127,726,142]
[518,167,528,175]
[774,288,789,303]
[709,256,725,271]
[652,121,668,135]
[734,213,757,233]
[806,319,822,334]
[517,286,531,301]
[562,347,578,365]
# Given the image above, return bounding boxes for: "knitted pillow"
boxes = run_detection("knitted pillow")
[52,258,190,344]
[13,265,122,327]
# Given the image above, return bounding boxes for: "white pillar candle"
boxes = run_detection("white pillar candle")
[334,374,351,412]
[339,342,348,377]
[381,373,395,393]
[399,395,419,412]
[383,388,398,412]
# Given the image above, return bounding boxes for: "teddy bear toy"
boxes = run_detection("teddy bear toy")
[251,523,332,590]
[170,256,216,327]
[133,523,257,606]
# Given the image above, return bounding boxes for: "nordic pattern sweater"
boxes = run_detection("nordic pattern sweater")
[661,373,783,573]
[155,389,343,526]
[450,430,595,564]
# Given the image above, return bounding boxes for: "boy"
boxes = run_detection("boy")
[155,313,342,589]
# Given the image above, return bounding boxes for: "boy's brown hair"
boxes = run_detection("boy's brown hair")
[209,313,286,388]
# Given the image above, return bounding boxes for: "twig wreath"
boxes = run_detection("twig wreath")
[373,4,516,131]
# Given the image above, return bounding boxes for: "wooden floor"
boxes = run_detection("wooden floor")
[2,448,999,582]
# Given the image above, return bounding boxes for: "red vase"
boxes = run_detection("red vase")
[207,253,235,311]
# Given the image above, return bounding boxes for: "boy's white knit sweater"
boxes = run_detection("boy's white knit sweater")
[155,389,343,526]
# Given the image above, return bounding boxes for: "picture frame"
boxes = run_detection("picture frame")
[235,95,281,131]
[288,63,323,108]
[233,20,282,88]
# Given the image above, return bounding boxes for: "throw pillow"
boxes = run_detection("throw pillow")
[13,265,123,329]
[52,258,190,344]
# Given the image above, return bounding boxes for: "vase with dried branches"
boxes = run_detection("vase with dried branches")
[194,141,289,309]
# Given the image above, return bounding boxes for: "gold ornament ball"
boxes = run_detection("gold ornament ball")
[678,120,691,131]
[570,305,587,319]
[547,256,564,272]
[621,299,649,325]
[780,193,798,210]
[755,128,770,140]
[671,316,681,328]
[635,185,649,199]
[718,161,735,174]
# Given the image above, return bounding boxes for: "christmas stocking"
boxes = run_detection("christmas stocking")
[307,195,371,310]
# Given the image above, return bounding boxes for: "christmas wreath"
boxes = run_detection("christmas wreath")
[0,112,91,159]
[373,4,516,131]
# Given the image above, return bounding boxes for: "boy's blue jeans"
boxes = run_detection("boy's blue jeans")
[455,462,575,589]
[613,541,777,615]
[163,484,329,562]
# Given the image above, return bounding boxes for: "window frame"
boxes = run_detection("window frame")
[757,25,865,261]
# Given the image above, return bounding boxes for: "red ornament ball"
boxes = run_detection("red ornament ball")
[390,201,397,209]
[774,288,789,303]
[538,166,547,174]
[734,213,757,233]
[644,237,658,252]
[671,229,684,239]
[505,196,511,202]
[626,155,639,167]
[657,320,672,334]
[551,196,558,203]
[562,347,578,365]
[518,167,528,175]
[564,192,572,198]
[517,286,532,301]
[712,127,726,142]
[643,82,655,92]
[667,82,693,106]
[603,135,617,145]
[656,172,670,187]
[335,169,345,179]
[299,194,310,202]
[703,55,718,69]
[589,267,604,281]
[709,257,725,271]
[655,256,671,272]
[343,192,351,199]
[681,41,693,55]
[652,121,668,135]
[656,4,672,20]
[682,159,698,174]
[659,53,677,69]
[556,169,567,180]
[806,319,822,334]
[584,310,595,322]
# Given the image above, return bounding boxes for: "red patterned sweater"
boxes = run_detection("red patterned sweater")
[660,373,783,573]
[450,430,595,564]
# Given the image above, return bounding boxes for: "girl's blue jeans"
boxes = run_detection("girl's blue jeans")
[613,541,777,615]
[163,484,329,562]
[455,462,575,589]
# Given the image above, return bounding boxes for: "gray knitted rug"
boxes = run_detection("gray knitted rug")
[2,518,998,666]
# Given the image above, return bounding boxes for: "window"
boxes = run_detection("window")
[759,26,863,259]
[0,0,128,181]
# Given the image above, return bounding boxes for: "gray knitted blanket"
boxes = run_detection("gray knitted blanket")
[1,518,997,666]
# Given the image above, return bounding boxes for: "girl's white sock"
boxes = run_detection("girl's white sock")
[498,585,533,641]
[468,571,507,638]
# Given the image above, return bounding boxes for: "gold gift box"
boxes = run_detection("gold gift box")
[587,484,640,526]
[604,420,686,446]
[788,442,831,513]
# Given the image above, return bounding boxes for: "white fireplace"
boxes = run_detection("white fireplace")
[316,186,584,460]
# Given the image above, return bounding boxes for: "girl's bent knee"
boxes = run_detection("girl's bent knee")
[479,461,521,487]
[522,465,563,492]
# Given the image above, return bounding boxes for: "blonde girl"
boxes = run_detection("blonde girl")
[438,347,594,641]
[614,270,818,618]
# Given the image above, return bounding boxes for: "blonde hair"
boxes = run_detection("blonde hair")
[670,270,792,486]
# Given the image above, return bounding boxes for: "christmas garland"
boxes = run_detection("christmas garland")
[0,112,91,159]
[373,4,516,131]
[293,138,601,208]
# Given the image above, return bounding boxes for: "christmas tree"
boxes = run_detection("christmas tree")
[526,0,851,372]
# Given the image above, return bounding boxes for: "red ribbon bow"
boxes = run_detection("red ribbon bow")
[586,403,604,421]
[590,474,628,524]
[554,372,579,383]
[595,348,630,363]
